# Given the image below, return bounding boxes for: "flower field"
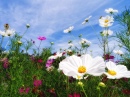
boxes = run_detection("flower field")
[0,8,130,97]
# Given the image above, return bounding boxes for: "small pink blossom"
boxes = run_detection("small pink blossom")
[33,79,42,87]
[19,87,30,94]
[38,36,46,41]
[37,59,43,63]
[68,93,81,97]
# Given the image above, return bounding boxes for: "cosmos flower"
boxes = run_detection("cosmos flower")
[104,61,130,79]
[99,15,114,27]
[19,87,30,94]
[82,16,92,25]
[101,30,113,36]
[59,54,105,79]
[80,38,91,46]
[105,8,118,14]
[113,50,124,55]
[33,79,42,87]
[68,93,81,97]
[48,52,63,59]
[63,26,74,33]
[38,36,46,41]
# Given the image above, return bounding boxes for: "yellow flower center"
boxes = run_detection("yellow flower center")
[108,70,116,76]
[105,19,109,23]
[78,66,86,73]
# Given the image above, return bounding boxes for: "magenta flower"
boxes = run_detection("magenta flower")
[37,59,43,63]
[38,36,46,41]
[33,79,42,87]
[1,58,9,69]
[19,87,30,94]
[46,59,54,68]
[68,93,81,97]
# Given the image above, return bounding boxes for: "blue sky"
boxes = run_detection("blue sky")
[0,0,130,55]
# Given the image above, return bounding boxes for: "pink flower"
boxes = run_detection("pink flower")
[37,59,43,63]
[1,58,9,69]
[19,87,30,94]
[33,79,42,87]
[38,36,46,41]
[46,59,54,68]
[68,93,81,97]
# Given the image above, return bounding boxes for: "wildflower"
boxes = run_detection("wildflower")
[37,59,43,63]
[99,15,114,27]
[103,54,114,61]
[113,50,123,55]
[0,30,7,37]
[46,66,54,72]
[46,59,54,67]
[63,26,74,33]
[38,36,46,41]
[48,52,62,59]
[68,93,81,97]
[1,58,9,69]
[105,8,118,14]
[104,61,130,79]
[59,54,105,79]
[5,29,15,36]
[82,16,92,25]
[19,87,30,94]
[26,24,30,28]
[100,30,113,36]
[33,79,42,87]
[80,38,91,46]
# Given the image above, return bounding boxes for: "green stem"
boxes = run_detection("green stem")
[81,86,87,97]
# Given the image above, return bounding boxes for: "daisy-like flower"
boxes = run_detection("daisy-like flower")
[38,36,46,41]
[5,29,15,36]
[101,29,113,36]
[63,26,74,33]
[80,38,91,46]
[0,30,7,37]
[105,8,118,14]
[82,16,92,25]
[99,15,114,27]
[104,61,130,79]
[59,54,105,79]
[113,50,123,55]
[48,52,63,59]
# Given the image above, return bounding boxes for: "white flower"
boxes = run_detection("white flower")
[59,54,105,79]
[101,30,113,36]
[113,50,123,55]
[105,8,118,14]
[63,26,74,33]
[104,61,130,79]
[0,29,15,37]
[0,30,7,37]
[5,29,15,36]
[67,49,72,53]
[80,38,91,46]
[82,16,92,25]
[48,52,63,59]
[99,15,114,27]
[46,66,54,72]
